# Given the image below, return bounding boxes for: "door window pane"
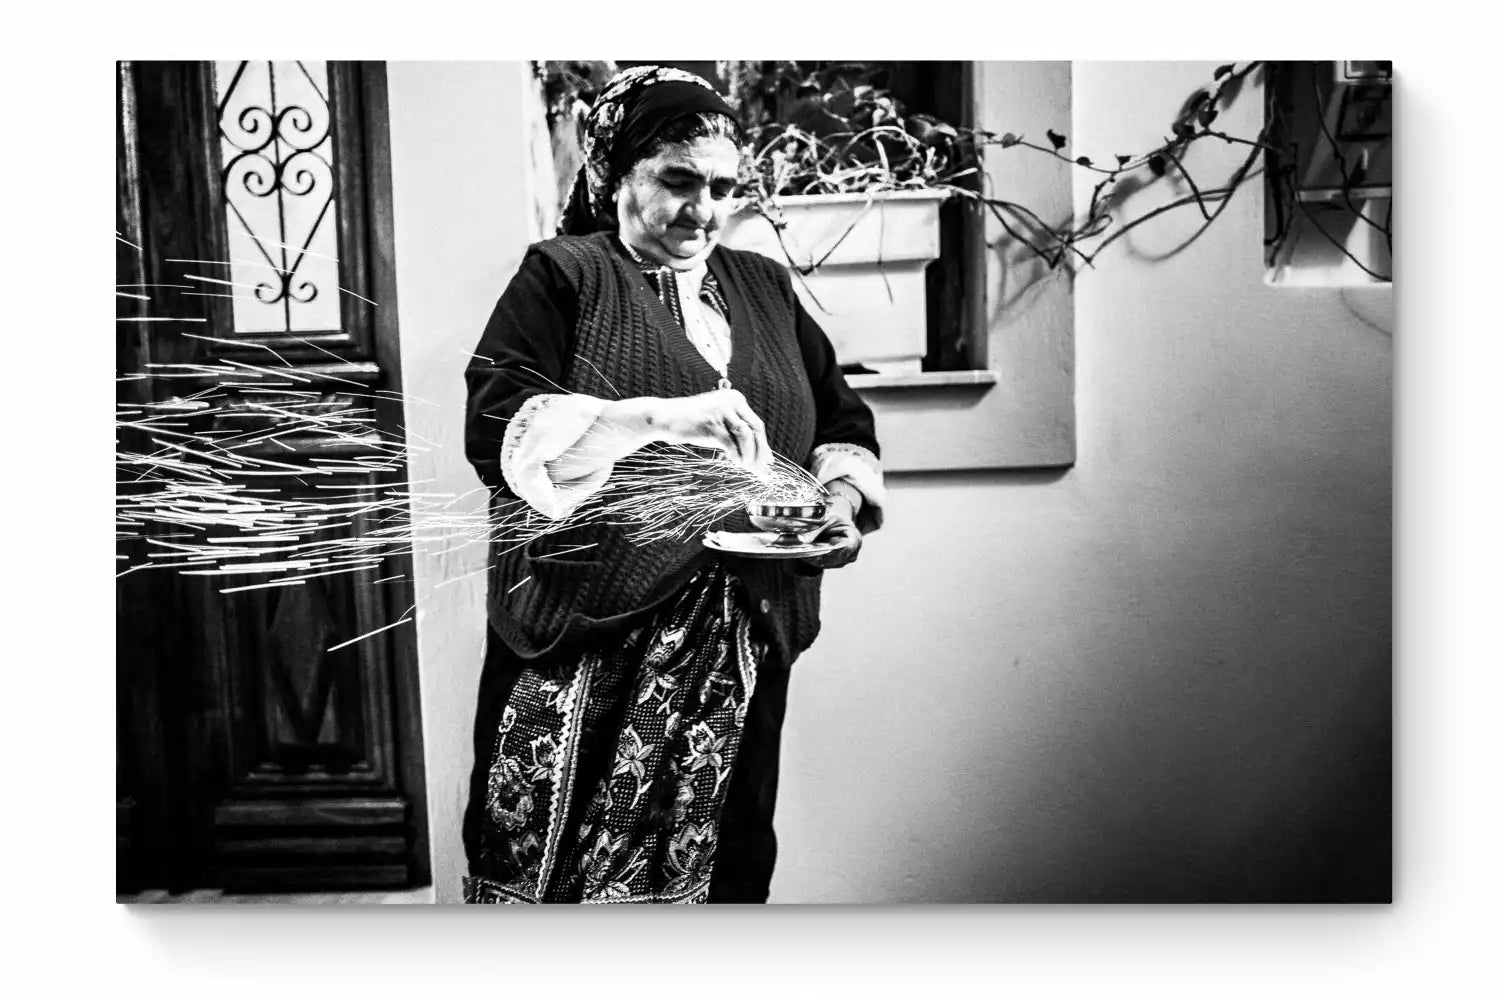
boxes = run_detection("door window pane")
[215,60,342,333]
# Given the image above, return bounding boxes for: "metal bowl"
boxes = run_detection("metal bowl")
[746,501,827,546]
[748,501,827,520]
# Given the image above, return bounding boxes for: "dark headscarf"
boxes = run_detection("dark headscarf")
[558,65,740,236]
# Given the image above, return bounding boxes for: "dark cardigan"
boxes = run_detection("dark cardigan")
[464,232,879,666]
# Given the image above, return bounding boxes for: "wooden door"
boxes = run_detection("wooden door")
[116,60,428,893]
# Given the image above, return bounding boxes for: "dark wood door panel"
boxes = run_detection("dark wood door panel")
[117,60,428,894]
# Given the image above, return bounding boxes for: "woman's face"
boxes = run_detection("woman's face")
[614,135,741,269]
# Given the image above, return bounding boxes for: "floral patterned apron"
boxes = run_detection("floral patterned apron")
[463,561,763,903]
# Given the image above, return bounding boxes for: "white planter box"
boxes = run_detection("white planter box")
[720,189,948,373]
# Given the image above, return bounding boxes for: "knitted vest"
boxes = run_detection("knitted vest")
[486,233,822,666]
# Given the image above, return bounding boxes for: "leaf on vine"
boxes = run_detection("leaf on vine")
[1046,128,1067,150]
[1076,156,1093,168]
[1171,121,1194,138]
[823,89,857,120]
[1218,73,1246,109]
[1214,63,1234,80]
[909,113,958,147]
[1198,107,1218,127]
[1115,154,1131,167]
[1148,155,1167,177]
[999,132,1020,147]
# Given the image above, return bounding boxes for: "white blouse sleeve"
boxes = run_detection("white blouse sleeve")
[501,392,614,519]
[810,442,886,531]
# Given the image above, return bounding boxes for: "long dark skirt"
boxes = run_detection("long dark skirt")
[462,562,792,904]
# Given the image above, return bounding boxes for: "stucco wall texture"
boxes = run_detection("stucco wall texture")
[388,61,1391,904]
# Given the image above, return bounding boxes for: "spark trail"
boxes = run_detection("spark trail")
[117,244,828,650]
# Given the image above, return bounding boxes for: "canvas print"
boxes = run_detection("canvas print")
[117,60,1392,904]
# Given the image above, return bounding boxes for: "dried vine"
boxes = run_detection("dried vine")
[720,60,1390,282]
[536,60,1392,283]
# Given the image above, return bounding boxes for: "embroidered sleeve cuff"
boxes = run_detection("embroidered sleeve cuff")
[810,442,886,533]
[501,392,612,519]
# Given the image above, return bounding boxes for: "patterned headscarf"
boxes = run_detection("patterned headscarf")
[558,65,741,236]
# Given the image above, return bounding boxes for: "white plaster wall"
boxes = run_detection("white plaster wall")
[385,61,1390,903]
[386,61,534,904]
[774,62,1392,901]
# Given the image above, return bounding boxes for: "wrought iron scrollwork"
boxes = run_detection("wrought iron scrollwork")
[216,61,340,330]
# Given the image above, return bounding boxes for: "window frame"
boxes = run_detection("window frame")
[850,61,1076,472]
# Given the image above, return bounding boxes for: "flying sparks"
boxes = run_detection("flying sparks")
[117,243,828,652]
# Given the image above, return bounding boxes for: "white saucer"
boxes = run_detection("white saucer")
[703,530,838,560]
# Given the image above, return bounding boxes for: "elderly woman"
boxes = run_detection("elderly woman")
[461,65,884,904]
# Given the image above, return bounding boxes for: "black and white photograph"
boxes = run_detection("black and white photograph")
[114,58,1393,908]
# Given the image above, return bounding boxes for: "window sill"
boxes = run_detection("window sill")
[848,366,1073,473]
[845,369,999,391]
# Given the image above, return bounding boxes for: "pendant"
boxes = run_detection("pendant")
[718,376,732,391]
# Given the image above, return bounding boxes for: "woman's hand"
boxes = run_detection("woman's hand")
[801,494,862,570]
[605,389,771,476]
